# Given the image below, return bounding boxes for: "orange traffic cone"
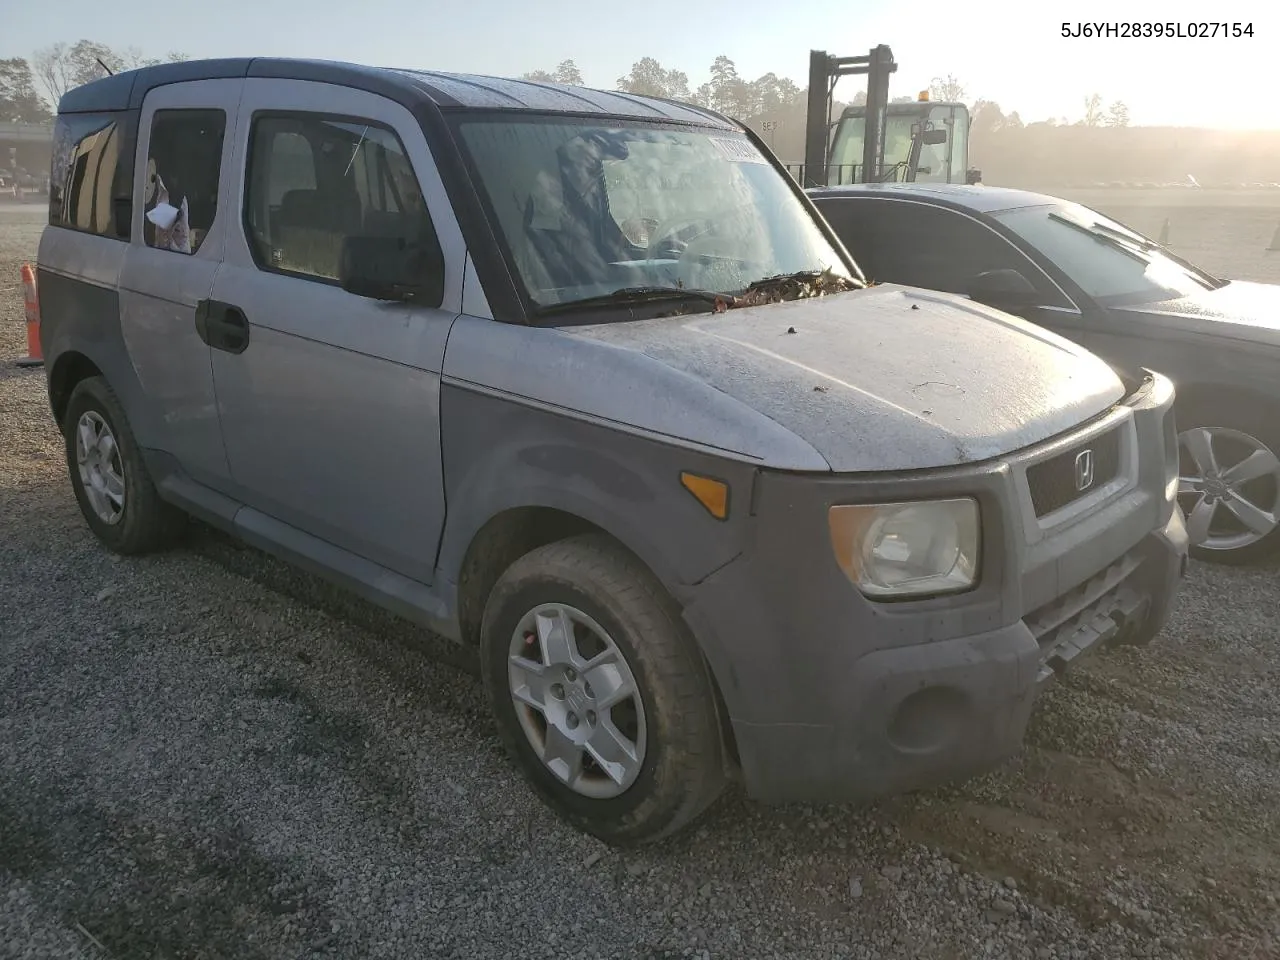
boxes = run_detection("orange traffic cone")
[16,263,43,368]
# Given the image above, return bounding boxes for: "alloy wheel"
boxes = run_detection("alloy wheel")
[1177,425,1280,552]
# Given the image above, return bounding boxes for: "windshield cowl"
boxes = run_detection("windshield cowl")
[726,268,863,306]
[536,270,864,320]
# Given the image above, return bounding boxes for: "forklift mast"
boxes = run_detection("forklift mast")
[802,45,896,188]
[798,45,980,187]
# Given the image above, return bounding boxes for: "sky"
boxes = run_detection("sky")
[3,0,1274,131]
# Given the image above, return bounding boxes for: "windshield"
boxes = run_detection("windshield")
[456,118,855,311]
[828,105,965,185]
[829,116,917,183]
[991,202,1220,305]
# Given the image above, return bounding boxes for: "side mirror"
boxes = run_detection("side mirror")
[339,233,445,305]
[922,129,947,145]
[967,268,1042,309]
[965,168,982,185]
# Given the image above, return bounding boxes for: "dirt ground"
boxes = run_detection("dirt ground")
[2,194,1279,959]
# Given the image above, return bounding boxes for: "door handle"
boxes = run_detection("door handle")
[195,299,250,355]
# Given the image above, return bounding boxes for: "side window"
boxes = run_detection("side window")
[846,201,1070,307]
[816,201,886,279]
[244,113,439,284]
[49,111,129,238]
[143,109,226,255]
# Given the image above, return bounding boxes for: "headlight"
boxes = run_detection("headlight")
[828,498,981,599]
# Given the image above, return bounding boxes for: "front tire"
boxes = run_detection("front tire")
[63,376,186,555]
[1176,401,1280,566]
[480,534,728,846]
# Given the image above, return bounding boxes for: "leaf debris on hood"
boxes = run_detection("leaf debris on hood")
[735,267,863,307]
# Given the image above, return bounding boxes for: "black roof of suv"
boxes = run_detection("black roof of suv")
[57,57,736,130]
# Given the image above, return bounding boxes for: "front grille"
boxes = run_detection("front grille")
[1025,426,1122,517]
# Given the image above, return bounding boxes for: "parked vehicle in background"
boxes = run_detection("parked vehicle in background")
[37,59,1186,845]
[826,95,976,185]
[782,46,980,188]
[17,169,47,193]
[810,183,1280,565]
[1,166,47,198]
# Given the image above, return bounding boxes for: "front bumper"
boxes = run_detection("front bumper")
[718,509,1185,804]
[678,373,1187,804]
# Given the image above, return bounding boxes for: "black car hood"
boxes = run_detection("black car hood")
[1113,279,1280,346]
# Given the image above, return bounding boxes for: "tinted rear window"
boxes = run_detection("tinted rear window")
[49,111,133,239]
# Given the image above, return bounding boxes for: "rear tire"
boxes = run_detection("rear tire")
[63,376,187,555]
[479,533,727,846]
[1176,400,1280,566]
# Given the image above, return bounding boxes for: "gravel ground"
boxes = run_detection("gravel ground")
[2,200,1278,960]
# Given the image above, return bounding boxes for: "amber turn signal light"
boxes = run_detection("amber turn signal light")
[680,472,729,520]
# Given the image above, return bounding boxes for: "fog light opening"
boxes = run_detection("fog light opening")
[886,686,970,754]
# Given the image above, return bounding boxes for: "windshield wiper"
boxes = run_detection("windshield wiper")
[1048,212,1151,264]
[1075,218,1163,251]
[1090,221,1226,287]
[1048,213,1223,289]
[537,271,862,319]
[537,286,731,316]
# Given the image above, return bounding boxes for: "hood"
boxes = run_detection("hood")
[1113,279,1280,346]
[564,284,1126,472]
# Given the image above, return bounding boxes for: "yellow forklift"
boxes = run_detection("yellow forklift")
[794,45,981,187]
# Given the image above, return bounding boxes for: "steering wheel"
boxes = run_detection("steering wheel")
[645,215,715,262]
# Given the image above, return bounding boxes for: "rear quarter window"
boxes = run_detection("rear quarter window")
[49,111,135,240]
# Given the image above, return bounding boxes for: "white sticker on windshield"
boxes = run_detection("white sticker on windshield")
[710,137,768,164]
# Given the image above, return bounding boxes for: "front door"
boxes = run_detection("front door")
[816,197,1077,316]
[117,78,244,489]
[208,78,468,584]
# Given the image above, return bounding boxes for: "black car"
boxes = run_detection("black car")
[809,183,1280,566]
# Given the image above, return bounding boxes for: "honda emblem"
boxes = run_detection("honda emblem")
[1074,448,1095,492]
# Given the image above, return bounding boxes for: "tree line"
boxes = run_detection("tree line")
[1,40,188,122]
[3,41,1131,141]
[520,57,1134,166]
[7,43,1173,187]
[521,55,805,121]
[525,58,1129,129]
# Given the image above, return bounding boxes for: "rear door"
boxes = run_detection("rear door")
[117,79,243,488]
[207,78,467,584]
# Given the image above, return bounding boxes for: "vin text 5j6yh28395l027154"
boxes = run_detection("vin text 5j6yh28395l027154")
[1061,21,1254,38]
